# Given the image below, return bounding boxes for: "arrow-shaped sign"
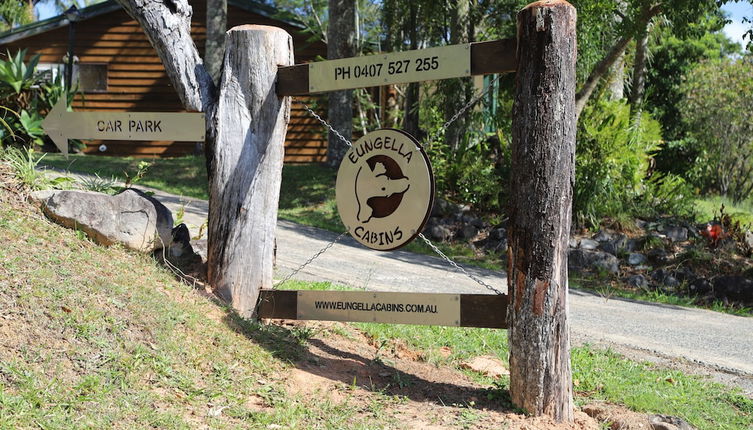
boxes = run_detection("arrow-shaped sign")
[42,97,205,156]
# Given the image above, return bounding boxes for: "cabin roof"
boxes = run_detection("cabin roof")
[0,0,302,45]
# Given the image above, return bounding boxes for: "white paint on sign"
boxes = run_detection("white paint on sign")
[309,43,471,93]
[42,97,205,156]
[297,290,461,326]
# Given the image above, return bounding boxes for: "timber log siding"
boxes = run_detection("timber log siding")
[0,1,327,161]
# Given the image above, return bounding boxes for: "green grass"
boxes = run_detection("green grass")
[0,192,400,429]
[40,153,209,199]
[695,196,753,226]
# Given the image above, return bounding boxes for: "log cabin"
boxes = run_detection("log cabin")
[0,0,328,162]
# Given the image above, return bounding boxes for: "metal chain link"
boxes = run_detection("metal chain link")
[418,233,503,295]
[424,74,502,149]
[297,101,353,148]
[274,231,349,289]
[291,75,505,295]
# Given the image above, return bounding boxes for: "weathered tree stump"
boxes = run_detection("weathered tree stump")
[507,0,577,421]
[207,25,293,317]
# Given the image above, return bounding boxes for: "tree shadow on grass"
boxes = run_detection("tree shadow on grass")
[219,312,518,414]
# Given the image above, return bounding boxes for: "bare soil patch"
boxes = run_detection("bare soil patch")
[269,319,654,429]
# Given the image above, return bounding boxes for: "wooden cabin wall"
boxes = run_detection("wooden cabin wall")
[1,1,327,161]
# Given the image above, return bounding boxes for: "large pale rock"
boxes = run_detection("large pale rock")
[38,189,173,252]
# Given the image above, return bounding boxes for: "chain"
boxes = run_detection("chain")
[292,75,505,295]
[424,74,502,149]
[418,233,503,295]
[274,231,349,289]
[297,101,353,148]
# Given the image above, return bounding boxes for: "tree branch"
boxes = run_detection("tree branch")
[575,4,661,118]
[114,0,215,112]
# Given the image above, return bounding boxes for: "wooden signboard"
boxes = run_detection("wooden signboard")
[335,128,434,251]
[42,98,205,156]
[258,289,509,328]
[298,291,460,326]
[308,43,471,93]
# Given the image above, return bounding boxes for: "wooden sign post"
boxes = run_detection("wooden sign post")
[42,97,205,156]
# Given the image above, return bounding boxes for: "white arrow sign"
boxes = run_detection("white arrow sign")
[42,97,205,156]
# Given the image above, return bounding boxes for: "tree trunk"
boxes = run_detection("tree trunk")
[326,0,355,167]
[205,0,227,85]
[574,3,660,118]
[207,25,293,317]
[403,2,420,138]
[608,0,627,100]
[444,0,472,153]
[629,23,651,121]
[507,0,576,421]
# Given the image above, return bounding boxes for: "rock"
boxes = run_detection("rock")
[569,238,579,248]
[169,223,192,258]
[647,248,669,264]
[663,275,680,289]
[428,225,452,242]
[470,217,485,228]
[625,238,640,252]
[635,218,648,229]
[39,188,173,252]
[665,226,688,243]
[712,276,753,305]
[648,414,696,430]
[431,197,453,217]
[579,238,600,250]
[191,238,208,264]
[29,189,56,206]
[489,227,506,241]
[626,274,648,289]
[459,356,509,378]
[569,249,619,274]
[459,224,479,240]
[746,231,753,249]
[628,252,647,266]
[593,229,613,242]
[601,234,628,255]
[688,278,712,296]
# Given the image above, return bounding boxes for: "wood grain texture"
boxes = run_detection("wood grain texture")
[276,39,517,96]
[207,25,293,318]
[257,289,508,328]
[507,0,576,422]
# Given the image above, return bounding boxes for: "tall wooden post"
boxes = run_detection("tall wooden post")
[207,25,293,318]
[507,0,576,421]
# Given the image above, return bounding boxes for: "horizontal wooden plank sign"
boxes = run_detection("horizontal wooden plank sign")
[308,43,471,93]
[42,97,205,156]
[258,289,509,328]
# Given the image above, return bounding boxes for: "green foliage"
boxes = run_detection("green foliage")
[0,1,33,30]
[123,160,152,188]
[79,173,120,195]
[681,56,753,202]
[574,99,664,227]
[638,173,696,219]
[0,49,73,149]
[0,49,40,96]
[0,146,74,191]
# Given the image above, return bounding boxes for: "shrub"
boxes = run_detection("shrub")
[574,99,664,228]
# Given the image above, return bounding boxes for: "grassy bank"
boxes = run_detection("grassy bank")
[1,168,752,428]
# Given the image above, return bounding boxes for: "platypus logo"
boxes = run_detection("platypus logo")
[355,155,410,223]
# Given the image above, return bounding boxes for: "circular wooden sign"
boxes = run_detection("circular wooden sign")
[336,128,434,251]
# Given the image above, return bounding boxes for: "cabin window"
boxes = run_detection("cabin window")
[36,63,64,85]
[75,63,108,93]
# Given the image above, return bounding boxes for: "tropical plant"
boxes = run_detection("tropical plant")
[0,49,73,149]
[574,99,664,228]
